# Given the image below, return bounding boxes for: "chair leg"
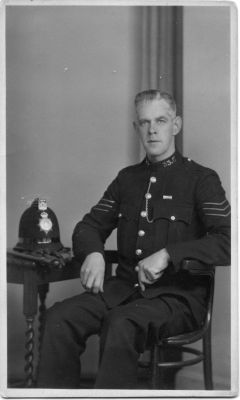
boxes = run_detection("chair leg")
[151,345,160,389]
[151,345,172,389]
[203,329,213,390]
[158,345,168,389]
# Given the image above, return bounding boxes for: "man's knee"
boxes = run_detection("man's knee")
[44,295,88,327]
[106,308,132,326]
[43,302,67,333]
[101,308,137,343]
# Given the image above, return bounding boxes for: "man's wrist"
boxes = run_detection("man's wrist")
[86,251,104,260]
[86,252,105,260]
[161,248,170,262]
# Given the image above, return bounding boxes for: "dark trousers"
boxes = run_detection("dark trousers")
[37,290,196,389]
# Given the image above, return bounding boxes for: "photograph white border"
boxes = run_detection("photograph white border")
[0,0,238,398]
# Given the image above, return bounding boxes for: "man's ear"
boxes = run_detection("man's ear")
[173,116,182,136]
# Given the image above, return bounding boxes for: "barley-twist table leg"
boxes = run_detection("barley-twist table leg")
[36,284,49,381]
[23,268,38,387]
[24,316,35,387]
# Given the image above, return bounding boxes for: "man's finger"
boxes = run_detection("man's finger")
[135,265,145,290]
[100,278,104,293]
[136,263,155,281]
[140,270,157,285]
[85,273,95,291]
[80,266,91,286]
[137,274,145,291]
[137,268,146,291]
[144,270,156,281]
[93,275,104,294]
[92,286,100,294]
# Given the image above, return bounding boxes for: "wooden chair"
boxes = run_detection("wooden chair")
[105,251,215,390]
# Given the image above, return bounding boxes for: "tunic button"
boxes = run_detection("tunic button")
[150,176,157,183]
[141,211,147,218]
[138,230,145,237]
[170,215,176,221]
[145,193,152,199]
[136,249,142,256]
[118,213,122,218]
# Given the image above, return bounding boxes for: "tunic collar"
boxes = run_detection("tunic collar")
[144,151,180,169]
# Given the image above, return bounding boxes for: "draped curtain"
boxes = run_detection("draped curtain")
[139,6,183,151]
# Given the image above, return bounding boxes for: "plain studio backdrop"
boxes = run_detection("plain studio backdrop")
[5,3,234,391]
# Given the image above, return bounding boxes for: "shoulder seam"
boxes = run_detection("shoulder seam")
[183,157,217,176]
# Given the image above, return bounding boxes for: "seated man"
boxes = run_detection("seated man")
[37,90,230,389]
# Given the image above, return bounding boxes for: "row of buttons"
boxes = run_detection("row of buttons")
[144,176,157,200]
[136,174,176,256]
[118,175,178,258]
[136,176,156,257]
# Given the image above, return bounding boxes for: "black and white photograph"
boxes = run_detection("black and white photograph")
[1,0,238,397]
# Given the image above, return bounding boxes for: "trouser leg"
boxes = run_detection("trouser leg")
[37,292,108,388]
[96,310,139,388]
[95,295,196,389]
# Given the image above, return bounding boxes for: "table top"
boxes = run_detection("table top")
[7,249,118,285]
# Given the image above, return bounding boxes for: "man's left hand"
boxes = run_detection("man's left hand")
[135,248,170,291]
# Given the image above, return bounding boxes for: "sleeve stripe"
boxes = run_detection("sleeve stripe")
[205,211,231,217]
[98,203,113,208]
[93,207,110,212]
[102,198,115,203]
[203,199,227,206]
[203,204,230,212]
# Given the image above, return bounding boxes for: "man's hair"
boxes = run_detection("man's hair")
[134,90,177,116]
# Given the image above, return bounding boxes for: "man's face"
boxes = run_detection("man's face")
[134,99,182,163]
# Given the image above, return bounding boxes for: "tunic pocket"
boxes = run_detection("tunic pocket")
[153,201,193,244]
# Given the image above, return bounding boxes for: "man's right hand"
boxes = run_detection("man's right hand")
[80,252,105,294]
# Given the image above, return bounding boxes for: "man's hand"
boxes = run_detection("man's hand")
[135,248,170,291]
[80,252,105,294]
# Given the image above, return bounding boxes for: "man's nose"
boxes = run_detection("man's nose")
[148,122,157,134]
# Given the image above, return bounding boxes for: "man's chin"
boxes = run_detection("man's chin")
[146,150,164,160]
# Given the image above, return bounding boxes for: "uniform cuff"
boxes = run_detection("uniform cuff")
[165,243,185,272]
[72,235,105,260]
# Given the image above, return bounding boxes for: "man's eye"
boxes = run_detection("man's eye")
[157,119,166,124]
[139,121,148,127]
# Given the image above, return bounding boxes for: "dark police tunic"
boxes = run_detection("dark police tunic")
[72,152,231,320]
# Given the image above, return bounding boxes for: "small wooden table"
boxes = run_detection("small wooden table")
[7,251,81,387]
[7,250,117,388]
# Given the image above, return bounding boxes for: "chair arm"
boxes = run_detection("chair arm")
[104,252,215,278]
[181,259,214,275]
[104,253,215,274]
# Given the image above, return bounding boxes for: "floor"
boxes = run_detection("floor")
[8,369,230,391]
